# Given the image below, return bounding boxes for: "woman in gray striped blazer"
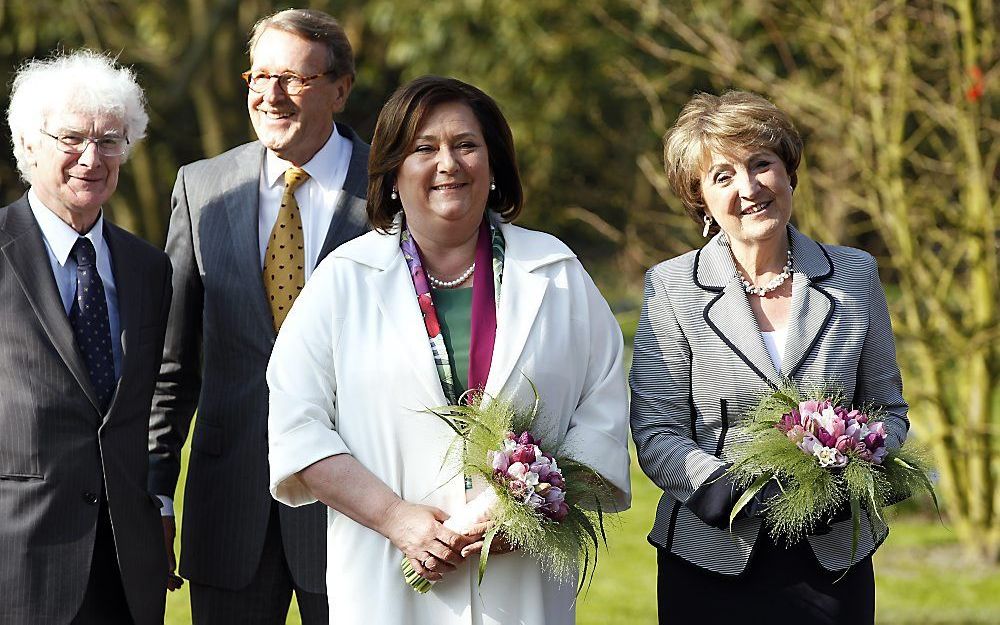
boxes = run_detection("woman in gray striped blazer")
[630,91,909,624]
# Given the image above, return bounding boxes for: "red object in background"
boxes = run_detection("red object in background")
[966,65,984,102]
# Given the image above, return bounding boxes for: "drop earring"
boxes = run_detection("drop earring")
[702,214,713,238]
[391,185,398,200]
[490,178,496,191]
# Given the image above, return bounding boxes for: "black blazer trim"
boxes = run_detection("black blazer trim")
[703,292,779,392]
[787,284,836,380]
[715,399,729,457]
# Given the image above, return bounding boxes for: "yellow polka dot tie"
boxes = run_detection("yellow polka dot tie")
[264,167,309,331]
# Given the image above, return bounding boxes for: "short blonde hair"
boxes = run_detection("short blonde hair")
[662,90,802,233]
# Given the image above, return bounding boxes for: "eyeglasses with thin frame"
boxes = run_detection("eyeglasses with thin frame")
[40,129,129,157]
[241,70,336,95]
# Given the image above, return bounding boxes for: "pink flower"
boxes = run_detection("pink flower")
[507,462,528,480]
[511,445,538,465]
[490,450,509,473]
[508,479,529,498]
[517,431,536,446]
[785,424,807,444]
[547,472,565,489]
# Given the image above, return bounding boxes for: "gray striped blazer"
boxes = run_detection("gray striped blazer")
[629,225,909,574]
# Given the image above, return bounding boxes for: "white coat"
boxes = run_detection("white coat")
[267,221,631,625]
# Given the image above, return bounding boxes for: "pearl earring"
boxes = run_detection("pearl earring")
[490,178,496,191]
[391,186,398,200]
[702,214,713,238]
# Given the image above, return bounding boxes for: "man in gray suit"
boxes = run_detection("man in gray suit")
[0,50,171,625]
[148,8,369,623]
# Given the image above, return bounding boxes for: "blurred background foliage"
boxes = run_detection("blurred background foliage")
[0,0,997,615]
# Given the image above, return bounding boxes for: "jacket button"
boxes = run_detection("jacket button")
[82,491,99,505]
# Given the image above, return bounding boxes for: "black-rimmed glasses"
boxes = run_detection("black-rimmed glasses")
[241,70,336,95]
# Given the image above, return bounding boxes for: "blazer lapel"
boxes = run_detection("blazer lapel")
[483,232,549,398]
[222,145,276,338]
[103,223,142,422]
[783,226,835,378]
[698,235,782,388]
[365,238,448,405]
[316,124,370,265]
[0,196,101,412]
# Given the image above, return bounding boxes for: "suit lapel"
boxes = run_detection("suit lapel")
[483,230,549,398]
[103,223,142,422]
[222,145,276,338]
[316,124,370,265]
[783,227,834,378]
[0,196,101,412]
[698,234,782,388]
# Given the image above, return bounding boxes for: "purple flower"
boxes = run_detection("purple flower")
[547,472,565,489]
[550,501,570,522]
[530,458,552,480]
[798,434,820,456]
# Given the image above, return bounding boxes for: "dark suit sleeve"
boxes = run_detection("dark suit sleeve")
[148,167,204,497]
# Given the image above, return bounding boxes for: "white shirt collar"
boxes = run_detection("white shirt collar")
[264,123,345,191]
[27,187,107,267]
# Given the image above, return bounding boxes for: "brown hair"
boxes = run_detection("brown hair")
[662,90,802,234]
[248,9,355,80]
[367,75,523,233]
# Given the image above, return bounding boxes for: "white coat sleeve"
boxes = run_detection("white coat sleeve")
[559,263,632,512]
[267,261,351,507]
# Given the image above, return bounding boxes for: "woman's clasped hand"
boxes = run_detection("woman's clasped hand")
[381,501,476,582]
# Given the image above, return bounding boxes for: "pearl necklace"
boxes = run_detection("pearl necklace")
[427,263,475,289]
[737,250,793,297]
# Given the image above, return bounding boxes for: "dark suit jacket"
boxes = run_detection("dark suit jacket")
[148,124,370,591]
[630,225,909,575]
[0,195,171,625]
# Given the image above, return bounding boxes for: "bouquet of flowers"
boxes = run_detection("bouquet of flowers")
[400,388,617,593]
[726,383,936,567]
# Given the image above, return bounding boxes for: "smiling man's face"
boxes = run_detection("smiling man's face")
[247,27,351,166]
[27,110,123,232]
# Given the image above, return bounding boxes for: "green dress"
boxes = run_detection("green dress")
[430,286,472,398]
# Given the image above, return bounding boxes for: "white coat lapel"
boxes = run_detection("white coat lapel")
[484,256,548,397]
[783,227,834,378]
[366,244,449,406]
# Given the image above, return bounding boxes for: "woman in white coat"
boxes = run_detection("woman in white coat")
[266,76,631,625]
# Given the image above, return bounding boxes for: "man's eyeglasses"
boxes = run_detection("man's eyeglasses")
[241,70,336,95]
[40,130,129,157]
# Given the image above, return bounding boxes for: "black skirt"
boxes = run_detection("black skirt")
[656,532,875,625]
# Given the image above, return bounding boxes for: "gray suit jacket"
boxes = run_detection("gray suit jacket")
[0,195,171,624]
[629,225,909,574]
[148,124,370,591]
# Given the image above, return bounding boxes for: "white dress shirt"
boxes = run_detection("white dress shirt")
[258,124,352,276]
[28,188,122,378]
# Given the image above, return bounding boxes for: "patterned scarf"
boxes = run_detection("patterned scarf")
[400,215,505,405]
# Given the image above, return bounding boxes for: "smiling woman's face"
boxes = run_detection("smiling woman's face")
[700,148,793,249]
[27,110,123,229]
[396,100,491,243]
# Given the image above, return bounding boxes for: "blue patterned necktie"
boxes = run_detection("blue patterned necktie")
[69,237,116,411]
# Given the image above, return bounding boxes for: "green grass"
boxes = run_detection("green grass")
[166,438,1000,624]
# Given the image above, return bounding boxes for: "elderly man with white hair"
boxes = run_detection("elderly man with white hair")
[0,49,172,625]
